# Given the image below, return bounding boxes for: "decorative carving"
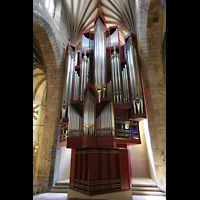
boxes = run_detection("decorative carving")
[94,18,105,32]
[67,45,75,60]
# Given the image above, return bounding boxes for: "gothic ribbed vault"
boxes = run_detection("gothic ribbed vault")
[63,0,137,45]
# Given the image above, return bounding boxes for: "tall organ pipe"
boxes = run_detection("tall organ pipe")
[130,45,137,99]
[126,36,144,113]
[116,55,122,103]
[125,65,130,102]
[80,55,89,101]
[122,69,126,102]
[94,19,105,98]
[80,59,84,100]
[133,47,142,99]
[95,33,97,89]
[111,58,116,103]
[73,71,80,100]
[122,65,129,103]
[113,54,119,103]
[68,56,74,104]
[111,49,122,104]
[62,46,75,119]
[74,71,77,100]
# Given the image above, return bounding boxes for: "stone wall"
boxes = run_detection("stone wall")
[138,0,166,192]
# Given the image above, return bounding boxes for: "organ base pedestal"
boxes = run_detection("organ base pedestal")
[69,148,132,197]
[67,188,132,200]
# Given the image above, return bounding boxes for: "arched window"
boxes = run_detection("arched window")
[33,104,40,121]
[45,0,55,17]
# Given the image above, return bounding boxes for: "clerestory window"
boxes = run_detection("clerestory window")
[45,0,55,17]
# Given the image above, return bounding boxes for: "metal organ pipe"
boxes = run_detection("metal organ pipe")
[116,54,122,103]
[130,45,138,99]
[133,48,142,98]
[68,105,79,137]
[94,18,105,98]
[111,48,122,104]
[68,56,74,104]
[80,54,89,101]
[100,102,115,136]
[74,71,77,100]
[122,65,130,103]
[122,68,125,102]
[125,65,130,102]
[126,36,144,114]
[102,30,105,97]
[83,62,87,90]
[111,58,116,103]
[95,33,97,89]
[73,71,79,100]
[113,53,119,103]
[62,46,75,119]
[83,91,95,136]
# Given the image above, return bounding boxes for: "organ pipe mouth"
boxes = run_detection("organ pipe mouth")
[103,82,106,89]
[97,83,101,91]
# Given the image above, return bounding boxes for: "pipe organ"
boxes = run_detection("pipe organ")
[59,10,147,198]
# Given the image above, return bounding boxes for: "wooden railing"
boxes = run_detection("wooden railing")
[115,119,140,140]
[60,123,68,142]
[62,119,140,140]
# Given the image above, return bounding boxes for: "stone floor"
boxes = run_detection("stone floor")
[33,193,166,200]
[131,177,156,185]
[33,178,166,200]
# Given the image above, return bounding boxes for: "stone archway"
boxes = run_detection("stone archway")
[33,33,47,181]
[33,21,65,193]
[137,0,166,192]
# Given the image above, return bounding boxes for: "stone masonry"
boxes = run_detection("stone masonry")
[137,0,166,191]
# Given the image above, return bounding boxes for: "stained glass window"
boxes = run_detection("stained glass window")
[33,104,40,120]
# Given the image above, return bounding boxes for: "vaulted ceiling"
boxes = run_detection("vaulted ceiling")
[62,0,137,46]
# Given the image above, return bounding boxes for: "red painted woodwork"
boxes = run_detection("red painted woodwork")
[69,148,131,195]
[67,135,119,149]
[119,149,130,190]
[59,140,67,147]
[94,10,106,30]
[82,135,97,148]
[115,138,141,145]
[101,153,109,180]
[69,149,76,189]
[96,135,116,148]
[110,153,118,179]
[132,113,147,122]
[59,118,68,125]
[67,135,141,149]
[67,137,82,149]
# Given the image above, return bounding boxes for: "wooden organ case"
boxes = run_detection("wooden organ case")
[59,10,147,197]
